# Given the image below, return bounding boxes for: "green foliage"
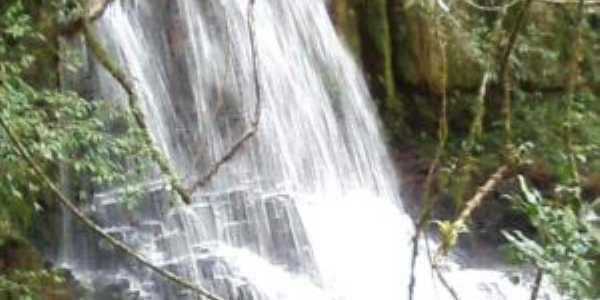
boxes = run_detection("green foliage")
[0,269,65,300]
[512,90,600,183]
[1,0,154,234]
[0,1,159,297]
[0,7,156,300]
[433,220,468,257]
[503,176,600,300]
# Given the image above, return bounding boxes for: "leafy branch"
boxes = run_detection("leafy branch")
[82,22,193,204]
[0,112,224,300]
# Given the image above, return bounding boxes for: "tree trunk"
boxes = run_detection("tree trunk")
[355,0,398,109]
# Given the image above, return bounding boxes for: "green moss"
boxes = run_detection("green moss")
[355,0,399,108]
[329,0,361,54]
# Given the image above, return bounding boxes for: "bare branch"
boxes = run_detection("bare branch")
[0,113,224,300]
[434,267,462,300]
[537,0,600,5]
[83,22,193,204]
[422,232,462,300]
[530,269,544,300]
[408,20,449,300]
[189,128,257,192]
[455,165,510,229]
[468,71,491,146]
[188,0,261,193]
[462,0,522,11]
[498,0,534,145]
[435,165,511,260]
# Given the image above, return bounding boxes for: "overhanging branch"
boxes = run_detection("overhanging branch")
[188,0,261,193]
[82,22,193,204]
[435,165,511,260]
[0,112,223,300]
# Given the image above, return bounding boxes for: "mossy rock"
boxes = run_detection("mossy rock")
[391,6,484,92]
[0,226,82,300]
[388,3,597,92]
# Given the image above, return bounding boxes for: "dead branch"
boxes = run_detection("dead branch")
[0,113,223,300]
[82,22,193,204]
[408,19,449,300]
[530,268,544,300]
[435,165,510,259]
[188,0,261,193]
[455,165,510,229]
[434,267,462,300]
[498,0,534,79]
[423,231,462,300]
[462,0,522,11]
[468,72,491,146]
[74,0,263,202]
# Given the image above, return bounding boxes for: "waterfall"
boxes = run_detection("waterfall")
[59,0,555,299]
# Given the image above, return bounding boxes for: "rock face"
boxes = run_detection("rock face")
[60,186,317,300]
[331,0,599,93]
[53,0,399,298]
[0,229,84,300]
[328,0,600,139]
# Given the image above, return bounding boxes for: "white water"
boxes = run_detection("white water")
[59,0,556,299]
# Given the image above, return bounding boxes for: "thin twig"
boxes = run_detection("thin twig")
[454,165,510,229]
[462,0,522,11]
[455,8,507,217]
[530,268,544,300]
[408,231,423,300]
[565,0,585,185]
[468,72,491,147]
[435,165,510,259]
[188,0,261,193]
[498,0,534,145]
[408,14,449,300]
[0,112,223,300]
[423,231,461,300]
[434,267,462,300]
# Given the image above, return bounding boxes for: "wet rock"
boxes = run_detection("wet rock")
[92,277,132,300]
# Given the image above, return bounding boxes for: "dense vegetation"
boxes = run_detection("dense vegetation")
[330,0,599,298]
[0,1,158,298]
[0,0,598,299]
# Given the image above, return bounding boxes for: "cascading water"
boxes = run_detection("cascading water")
[58,0,556,299]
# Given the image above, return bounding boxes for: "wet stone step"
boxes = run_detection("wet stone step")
[91,277,133,300]
[191,205,218,240]
[138,221,164,236]
[210,277,262,300]
[94,201,135,227]
[212,278,237,300]
[192,243,215,256]
[195,256,230,281]
[137,189,171,221]
[155,233,192,258]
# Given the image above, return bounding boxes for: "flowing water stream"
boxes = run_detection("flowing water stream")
[58,1,554,299]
